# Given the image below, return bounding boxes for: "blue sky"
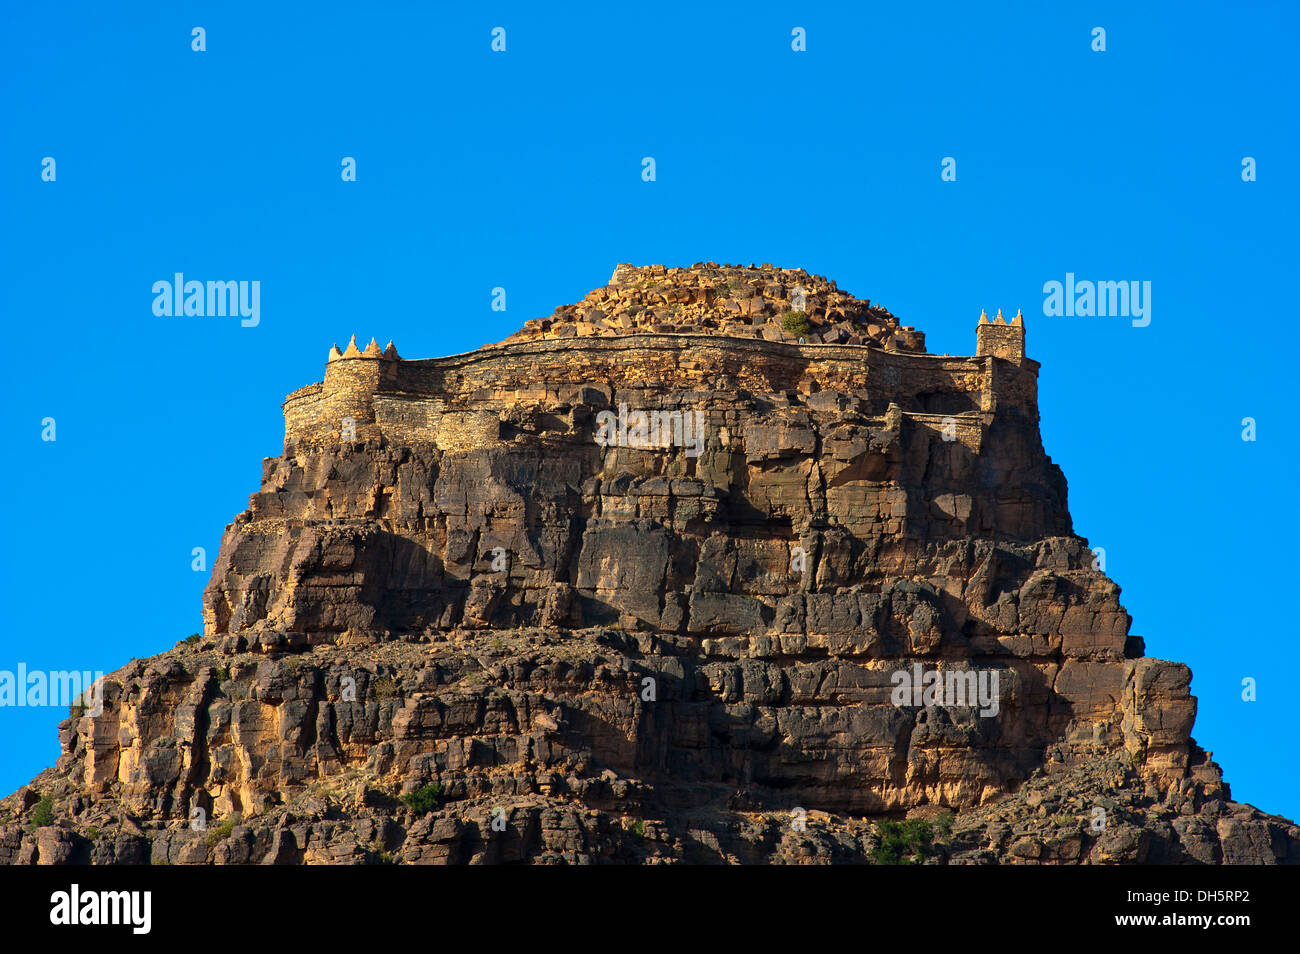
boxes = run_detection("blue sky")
[2,1,1297,820]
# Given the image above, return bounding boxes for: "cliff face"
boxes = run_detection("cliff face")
[4,264,1296,865]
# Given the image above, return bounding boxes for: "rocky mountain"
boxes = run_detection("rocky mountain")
[4,263,1295,865]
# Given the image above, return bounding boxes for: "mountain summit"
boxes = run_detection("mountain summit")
[502,262,926,352]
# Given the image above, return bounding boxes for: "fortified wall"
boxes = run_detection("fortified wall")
[283,310,1034,450]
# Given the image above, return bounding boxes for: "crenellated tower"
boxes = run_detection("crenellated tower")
[975,308,1025,363]
[282,335,402,445]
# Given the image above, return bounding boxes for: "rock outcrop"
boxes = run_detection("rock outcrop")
[4,264,1295,865]
[503,262,926,351]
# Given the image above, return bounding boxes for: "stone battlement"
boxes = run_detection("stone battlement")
[284,313,1035,448]
[975,307,1026,362]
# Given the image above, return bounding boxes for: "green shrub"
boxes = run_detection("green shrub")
[370,676,399,701]
[400,784,445,814]
[31,795,54,828]
[869,819,936,865]
[206,814,239,847]
[183,633,201,645]
[934,811,954,838]
[781,311,812,337]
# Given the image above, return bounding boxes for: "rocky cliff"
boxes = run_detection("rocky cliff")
[4,263,1296,865]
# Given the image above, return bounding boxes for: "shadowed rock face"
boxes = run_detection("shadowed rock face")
[4,265,1296,865]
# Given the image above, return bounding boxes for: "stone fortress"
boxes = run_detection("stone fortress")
[283,262,1031,453]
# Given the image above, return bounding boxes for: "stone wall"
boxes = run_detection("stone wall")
[283,332,1039,448]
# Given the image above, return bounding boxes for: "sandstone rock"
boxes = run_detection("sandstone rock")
[501,264,925,353]
[5,265,1294,865]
